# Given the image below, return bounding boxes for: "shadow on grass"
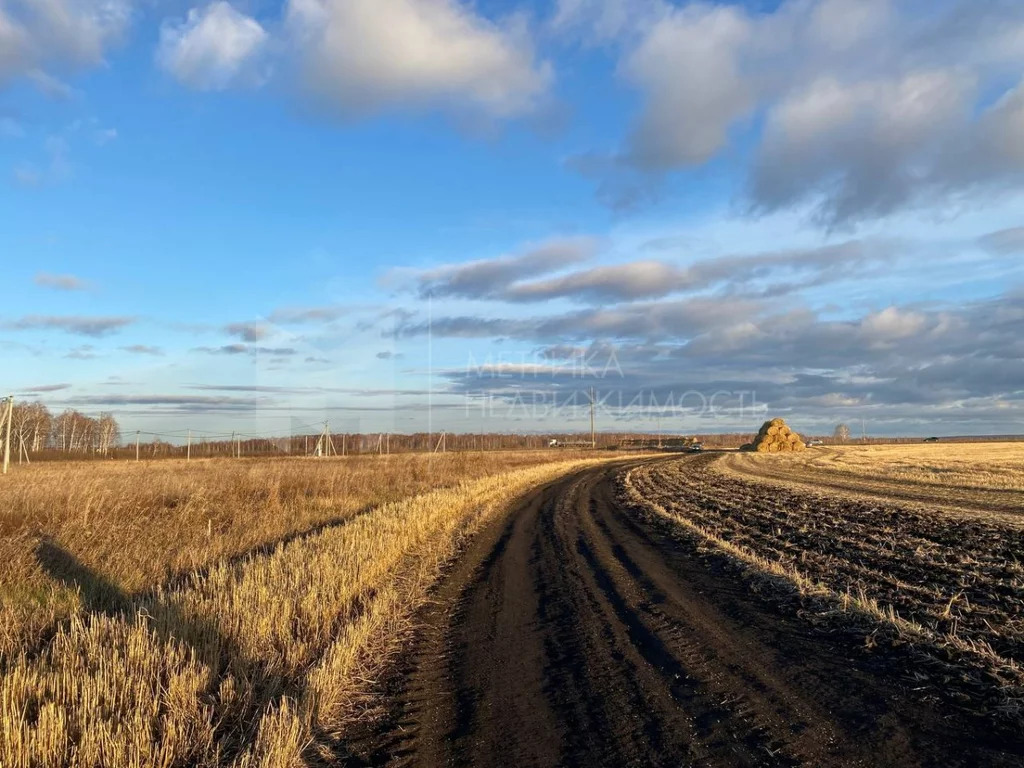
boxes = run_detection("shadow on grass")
[33,539,300,762]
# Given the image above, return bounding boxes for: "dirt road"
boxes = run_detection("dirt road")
[350,458,1023,767]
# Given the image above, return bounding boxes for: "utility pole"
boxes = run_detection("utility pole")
[2,396,12,475]
[590,387,596,449]
[136,430,140,462]
[187,429,192,462]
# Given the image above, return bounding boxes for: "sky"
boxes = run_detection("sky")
[2,0,1023,439]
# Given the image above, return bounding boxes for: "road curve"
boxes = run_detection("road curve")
[349,457,1020,768]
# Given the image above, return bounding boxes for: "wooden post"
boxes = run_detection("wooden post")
[2,396,12,475]
[187,430,192,462]
[386,432,390,455]
[136,431,140,462]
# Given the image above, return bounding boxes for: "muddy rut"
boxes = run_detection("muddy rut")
[349,457,1023,767]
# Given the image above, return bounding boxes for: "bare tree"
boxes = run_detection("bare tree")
[97,413,120,455]
[834,423,851,442]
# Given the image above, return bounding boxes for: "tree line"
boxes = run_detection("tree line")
[7,402,121,456]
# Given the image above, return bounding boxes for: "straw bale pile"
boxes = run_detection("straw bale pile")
[751,418,806,453]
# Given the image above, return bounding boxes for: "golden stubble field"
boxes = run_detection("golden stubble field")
[718,442,1024,515]
[0,451,615,767]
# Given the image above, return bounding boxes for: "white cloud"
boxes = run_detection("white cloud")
[158,2,268,90]
[621,3,751,168]
[574,0,1024,225]
[285,0,551,118]
[0,0,131,91]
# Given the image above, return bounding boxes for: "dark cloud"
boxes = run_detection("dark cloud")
[194,344,250,355]
[64,345,97,359]
[978,226,1024,255]
[192,344,296,357]
[5,315,135,337]
[397,237,599,300]
[399,285,1024,433]
[63,394,273,412]
[395,297,766,342]
[18,383,71,393]
[497,239,896,304]
[121,344,163,356]
[224,322,271,342]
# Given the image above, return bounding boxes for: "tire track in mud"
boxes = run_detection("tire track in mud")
[349,458,1024,768]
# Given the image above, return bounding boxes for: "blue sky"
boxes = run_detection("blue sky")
[2,0,1024,439]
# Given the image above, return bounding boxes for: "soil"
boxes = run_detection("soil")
[345,457,1024,768]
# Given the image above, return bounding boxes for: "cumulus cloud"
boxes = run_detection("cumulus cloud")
[622,3,752,169]
[157,2,268,90]
[285,0,551,118]
[34,272,90,291]
[4,315,134,336]
[0,0,131,91]
[574,0,1024,225]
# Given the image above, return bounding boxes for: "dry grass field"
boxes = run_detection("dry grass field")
[718,442,1024,515]
[0,451,613,767]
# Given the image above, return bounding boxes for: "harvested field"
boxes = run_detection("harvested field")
[0,451,599,659]
[0,455,616,767]
[719,442,1024,515]
[625,454,1024,725]
[6,445,1024,766]
[354,456,1024,767]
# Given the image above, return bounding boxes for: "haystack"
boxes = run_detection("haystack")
[751,418,806,453]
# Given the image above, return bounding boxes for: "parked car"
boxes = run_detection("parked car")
[807,439,824,447]
[688,443,704,452]
[924,436,940,443]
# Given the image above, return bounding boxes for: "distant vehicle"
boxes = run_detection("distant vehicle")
[688,443,704,452]
[923,437,940,443]
[807,439,823,447]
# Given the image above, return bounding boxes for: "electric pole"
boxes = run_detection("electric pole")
[2,396,13,475]
[590,387,596,449]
